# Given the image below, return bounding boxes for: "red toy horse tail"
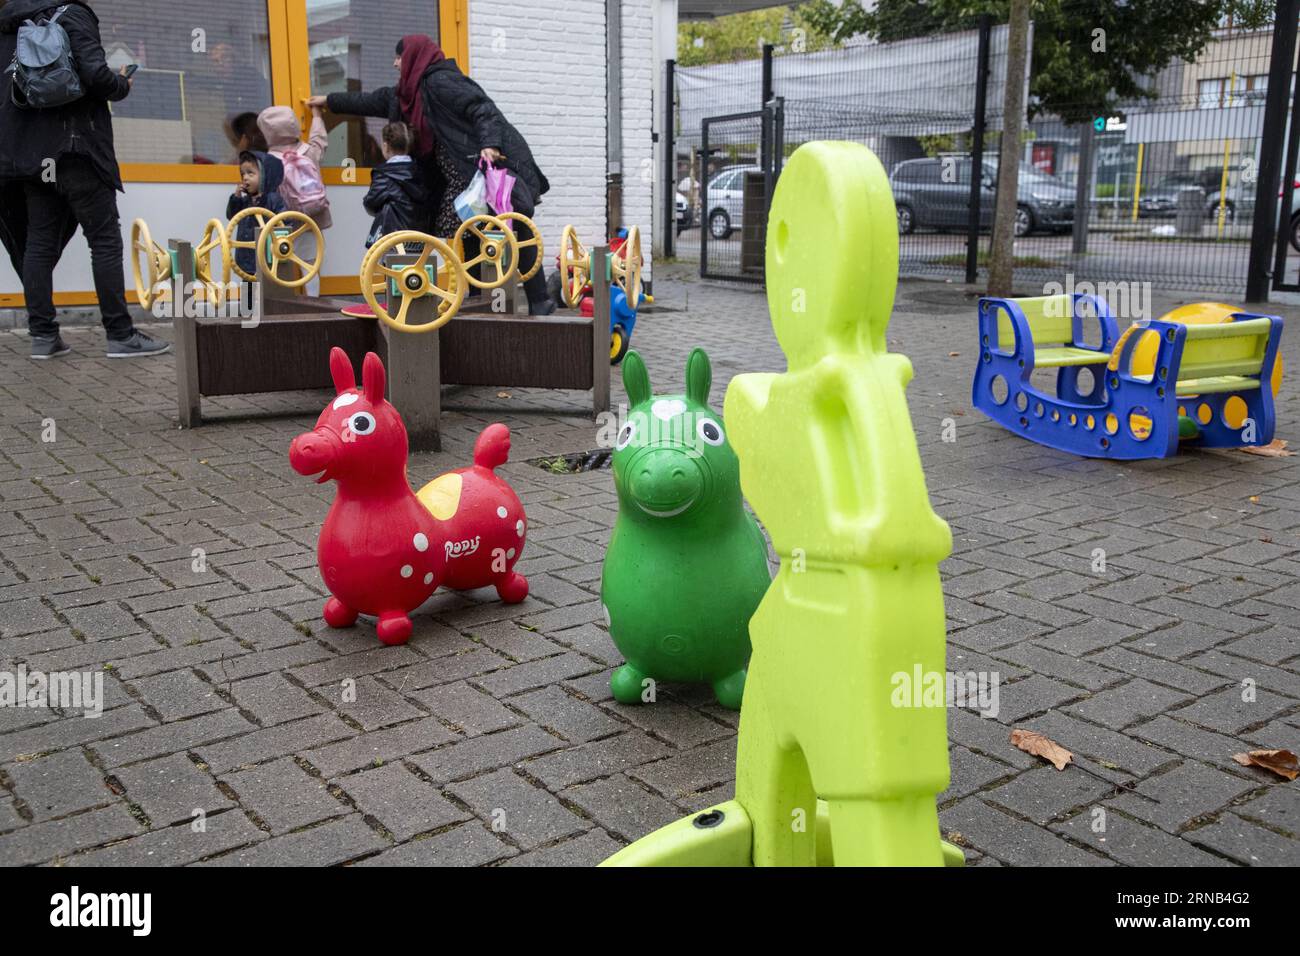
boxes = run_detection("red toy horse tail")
[474,423,512,471]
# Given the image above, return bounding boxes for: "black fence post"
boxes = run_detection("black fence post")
[664,58,676,259]
[700,122,710,279]
[965,14,992,285]
[761,43,774,107]
[1072,121,1094,255]
[760,43,774,202]
[1272,45,1300,291]
[1249,0,1299,303]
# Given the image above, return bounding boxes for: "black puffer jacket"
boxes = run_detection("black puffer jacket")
[363,157,428,245]
[0,0,131,190]
[327,59,549,201]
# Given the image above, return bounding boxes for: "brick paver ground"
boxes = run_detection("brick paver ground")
[1,264,1298,866]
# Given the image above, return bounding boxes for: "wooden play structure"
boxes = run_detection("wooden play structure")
[135,210,611,451]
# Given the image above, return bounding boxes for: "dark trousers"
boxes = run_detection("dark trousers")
[508,176,551,308]
[23,155,134,340]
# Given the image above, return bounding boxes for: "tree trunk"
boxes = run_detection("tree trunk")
[987,0,1031,296]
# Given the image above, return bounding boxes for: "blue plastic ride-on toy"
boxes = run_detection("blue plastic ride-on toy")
[973,293,1283,460]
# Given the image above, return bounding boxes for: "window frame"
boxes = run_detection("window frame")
[119,0,469,185]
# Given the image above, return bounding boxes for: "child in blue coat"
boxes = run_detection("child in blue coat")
[226,150,286,277]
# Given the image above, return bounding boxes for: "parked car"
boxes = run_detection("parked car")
[1139,171,1254,223]
[704,164,762,239]
[1283,179,1300,252]
[676,191,693,234]
[890,157,1074,238]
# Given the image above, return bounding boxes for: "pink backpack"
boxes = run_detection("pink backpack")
[278,148,329,217]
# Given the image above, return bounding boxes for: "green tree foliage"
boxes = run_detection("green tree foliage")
[677,6,837,66]
[799,0,1275,124]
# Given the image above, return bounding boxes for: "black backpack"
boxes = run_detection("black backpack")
[5,5,84,109]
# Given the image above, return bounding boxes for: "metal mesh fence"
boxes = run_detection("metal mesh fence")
[671,18,1287,295]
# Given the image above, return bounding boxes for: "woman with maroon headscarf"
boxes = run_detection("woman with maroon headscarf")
[308,35,555,314]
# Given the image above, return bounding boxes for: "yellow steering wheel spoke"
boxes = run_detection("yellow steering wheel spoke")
[225,206,273,282]
[453,213,519,290]
[359,230,466,333]
[611,225,643,305]
[559,224,589,308]
[195,218,232,305]
[258,210,324,289]
[496,211,544,282]
[129,219,173,309]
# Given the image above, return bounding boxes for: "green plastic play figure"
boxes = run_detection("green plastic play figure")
[600,348,771,710]
[602,140,962,866]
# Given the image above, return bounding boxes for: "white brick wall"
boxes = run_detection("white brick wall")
[469,0,607,273]
[468,0,655,284]
[620,0,655,279]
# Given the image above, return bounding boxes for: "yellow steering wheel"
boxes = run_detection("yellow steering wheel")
[225,206,273,282]
[258,210,324,289]
[496,211,544,282]
[452,213,519,290]
[611,225,643,306]
[361,230,467,333]
[195,218,232,305]
[559,224,589,307]
[130,218,172,309]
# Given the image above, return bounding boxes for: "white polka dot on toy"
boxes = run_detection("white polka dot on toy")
[496,506,508,519]
[506,548,515,560]
[400,565,413,578]
[424,572,434,585]
[413,533,429,552]
[515,519,525,537]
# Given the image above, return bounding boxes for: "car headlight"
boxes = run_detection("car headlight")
[1032,193,1063,205]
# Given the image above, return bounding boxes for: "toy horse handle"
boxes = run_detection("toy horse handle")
[474,423,511,471]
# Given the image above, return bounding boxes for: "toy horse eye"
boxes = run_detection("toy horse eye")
[347,412,376,436]
[616,420,637,450]
[697,418,725,446]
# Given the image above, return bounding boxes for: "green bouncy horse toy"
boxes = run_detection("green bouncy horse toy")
[602,140,963,867]
[601,348,771,710]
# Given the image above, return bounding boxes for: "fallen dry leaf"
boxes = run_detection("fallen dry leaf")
[496,391,512,399]
[1011,728,1073,770]
[949,351,960,357]
[1239,439,1295,458]
[1232,749,1299,781]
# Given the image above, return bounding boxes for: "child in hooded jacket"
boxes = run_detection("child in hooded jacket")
[257,104,330,295]
[226,150,287,279]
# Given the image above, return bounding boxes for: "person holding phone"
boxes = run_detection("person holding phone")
[0,0,168,359]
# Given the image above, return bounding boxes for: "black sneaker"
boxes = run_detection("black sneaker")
[31,335,71,360]
[106,331,170,358]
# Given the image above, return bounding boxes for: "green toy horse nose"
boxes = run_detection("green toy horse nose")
[628,449,704,517]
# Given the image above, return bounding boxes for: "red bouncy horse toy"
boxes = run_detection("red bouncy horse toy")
[289,348,529,645]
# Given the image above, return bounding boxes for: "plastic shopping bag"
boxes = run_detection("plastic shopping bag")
[454,169,489,221]
[483,162,517,216]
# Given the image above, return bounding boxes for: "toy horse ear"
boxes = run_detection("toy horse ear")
[685,348,712,407]
[362,351,387,403]
[622,350,651,408]
[329,347,356,394]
